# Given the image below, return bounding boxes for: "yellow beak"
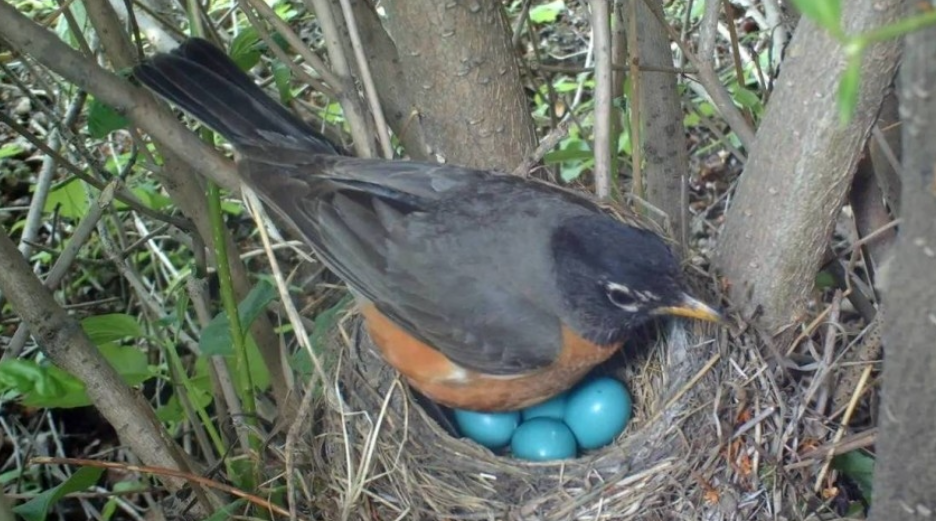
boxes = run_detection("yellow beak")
[653,293,722,322]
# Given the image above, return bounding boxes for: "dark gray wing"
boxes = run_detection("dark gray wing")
[133,38,588,375]
[240,154,579,375]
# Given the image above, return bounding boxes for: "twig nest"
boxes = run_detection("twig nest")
[310,292,753,520]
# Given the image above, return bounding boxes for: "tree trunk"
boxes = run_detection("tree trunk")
[870,7,936,519]
[349,1,432,160]
[378,0,536,171]
[713,1,902,332]
[627,0,690,240]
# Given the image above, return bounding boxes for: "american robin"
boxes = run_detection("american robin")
[134,38,721,412]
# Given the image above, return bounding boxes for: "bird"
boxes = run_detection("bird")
[133,37,722,412]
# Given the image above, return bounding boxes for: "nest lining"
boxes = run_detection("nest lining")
[307,296,752,520]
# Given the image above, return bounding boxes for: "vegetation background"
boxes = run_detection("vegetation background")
[0,0,933,519]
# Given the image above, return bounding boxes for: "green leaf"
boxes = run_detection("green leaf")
[273,61,293,104]
[14,467,105,521]
[54,1,88,50]
[200,279,278,355]
[99,344,151,386]
[530,0,565,24]
[81,313,143,346]
[230,29,262,71]
[732,86,762,111]
[43,179,89,219]
[0,359,91,408]
[221,200,244,215]
[87,97,129,138]
[838,54,862,125]
[553,77,582,93]
[204,498,248,521]
[790,0,842,37]
[0,143,23,159]
[832,450,875,501]
[683,111,701,127]
[815,271,837,290]
[617,131,631,156]
[129,186,173,212]
[156,374,213,424]
[544,148,593,164]
[290,296,353,375]
[559,161,590,183]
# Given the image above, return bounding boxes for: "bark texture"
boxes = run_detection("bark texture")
[871,7,936,519]
[379,0,536,171]
[629,0,690,238]
[713,1,902,331]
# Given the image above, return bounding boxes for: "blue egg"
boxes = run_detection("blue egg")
[510,418,578,461]
[563,377,632,450]
[521,393,568,421]
[454,409,520,449]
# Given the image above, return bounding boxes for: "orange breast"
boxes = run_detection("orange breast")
[359,303,621,411]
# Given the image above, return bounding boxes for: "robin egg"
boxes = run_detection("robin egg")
[510,417,578,461]
[521,393,568,421]
[563,377,632,450]
[454,409,520,449]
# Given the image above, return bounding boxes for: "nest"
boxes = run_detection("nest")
[301,269,808,520]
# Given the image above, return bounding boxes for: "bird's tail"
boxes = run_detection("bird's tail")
[133,37,337,155]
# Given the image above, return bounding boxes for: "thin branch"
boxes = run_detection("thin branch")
[239,0,338,96]
[0,111,190,230]
[591,0,613,200]
[17,92,86,258]
[0,226,194,494]
[304,0,377,158]
[338,0,393,158]
[512,118,571,178]
[0,1,240,189]
[627,0,643,199]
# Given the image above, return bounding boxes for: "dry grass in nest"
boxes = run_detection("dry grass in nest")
[292,270,817,520]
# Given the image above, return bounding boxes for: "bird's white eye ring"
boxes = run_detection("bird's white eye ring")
[605,283,638,312]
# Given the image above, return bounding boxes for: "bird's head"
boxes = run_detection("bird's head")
[552,215,721,345]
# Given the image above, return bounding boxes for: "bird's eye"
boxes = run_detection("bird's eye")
[605,284,638,311]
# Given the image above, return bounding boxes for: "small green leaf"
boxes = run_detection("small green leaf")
[0,143,24,159]
[617,129,631,156]
[221,200,244,215]
[530,0,565,24]
[790,0,842,37]
[81,313,143,346]
[733,87,762,111]
[559,160,590,182]
[838,55,862,125]
[203,498,248,521]
[16,362,90,409]
[99,344,151,386]
[14,467,105,521]
[43,179,89,219]
[698,101,716,117]
[544,148,593,164]
[815,271,837,290]
[129,186,174,211]
[87,97,130,138]
[273,61,293,104]
[230,29,262,71]
[290,296,353,375]
[832,450,875,501]
[156,375,212,424]
[553,78,581,93]
[200,279,278,355]
[684,112,701,127]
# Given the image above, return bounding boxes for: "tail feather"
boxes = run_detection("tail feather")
[133,38,337,155]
